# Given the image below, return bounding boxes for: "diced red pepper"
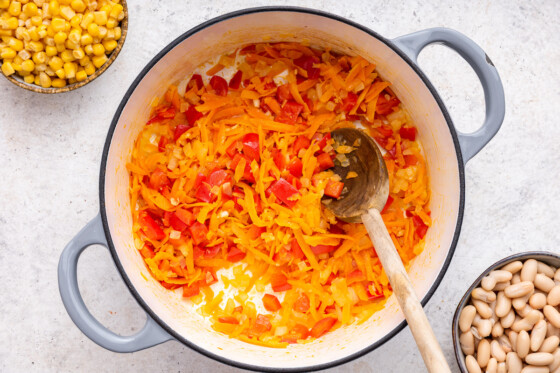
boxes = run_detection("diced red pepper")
[174,124,190,141]
[271,273,292,292]
[226,140,241,158]
[161,281,179,290]
[262,294,282,312]
[227,246,246,263]
[139,243,155,259]
[194,173,206,189]
[377,125,393,138]
[347,269,366,285]
[317,152,335,171]
[203,245,221,259]
[247,224,266,240]
[210,75,228,96]
[340,92,358,112]
[381,195,394,214]
[195,182,215,203]
[310,244,337,255]
[138,211,165,241]
[399,126,417,141]
[251,314,272,335]
[272,148,286,170]
[146,106,176,125]
[285,173,302,190]
[294,55,320,79]
[228,70,243,89]
[293,294,310,313]
[158,136,168,152]
[324,179,344,198]
[314,132,331,151]
[376,94,400,115]
[218,316,239,324]
[276,84,292,102]
[185,105,203,126]
[169,213,188,231]
[149,168,170,191]
[242,133,260,162]
[193,246,204,260]
[412,215,429,239]
[269,178,300,208]
[290,239,304,259]
[310,317,337,338]
[282,324,310,343]
[208,169,230,187]
[189,221,208,245]
[404,155,418,166]
[276,100,304,124]
[188,74,203,90]
[293,135,311,155]
[230,153,255,183]
[182,283,200,298]
[286,157,303,178]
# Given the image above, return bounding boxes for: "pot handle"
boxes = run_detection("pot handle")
[392,28,505,164]
[58,214,173,352]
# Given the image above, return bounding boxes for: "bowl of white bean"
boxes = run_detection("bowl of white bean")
[453,252,560,373]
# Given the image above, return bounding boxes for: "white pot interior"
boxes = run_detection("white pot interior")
[103,10,461,370]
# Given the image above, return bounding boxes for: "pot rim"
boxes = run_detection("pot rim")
[98,6,466,372]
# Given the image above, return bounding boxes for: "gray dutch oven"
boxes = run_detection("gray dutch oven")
[58,7,505,372]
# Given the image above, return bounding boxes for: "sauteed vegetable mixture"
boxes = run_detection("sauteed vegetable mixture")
[127,42,431,347]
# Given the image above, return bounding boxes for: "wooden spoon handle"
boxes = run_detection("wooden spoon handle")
[361,208,450,373]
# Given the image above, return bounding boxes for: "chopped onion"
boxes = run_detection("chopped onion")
[169,230,181,239]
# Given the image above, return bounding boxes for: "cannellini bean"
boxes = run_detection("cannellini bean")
[465,354,482,373]
[473,299,494,319]
[533,320,549,351]
[538,262,556,278]
[549,348,560,371]
[492,270,514,283]
[479,319,493,338]
[478,339,491,368]
[526,352,554,366]
[473,314,483,327]
[472,287,497,303]
[461,331,476,355]
[512,310,542,332]
[494,281,511,291]
[518,330,531,358]
[499,334,513,353]
[503,261,524,274]
[472,325,483,340]
[482,275,498,291]
[506,282,535,298]
[545,306,560,328]
[512,273,522,284]
[555,268,560,282]
[486,357,498,373]
[501,309,516,329]
[506,351,523,373]
[491,339,507,362]
[548,323,560,338]
[535,273,556,293]
[518,304,537,317]
[496,291,512,317]
[531,293,548,309]
[520,366,550,373]
[493,322,504,338]
[497,362,507,373]
[460,305,477,332]
[522,259,539,282]
[540,336,560,353]
[514,293,533,310]
[508,330,519,351]
[548,286,560,307]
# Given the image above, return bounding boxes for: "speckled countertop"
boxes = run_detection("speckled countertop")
[1,1,559,372]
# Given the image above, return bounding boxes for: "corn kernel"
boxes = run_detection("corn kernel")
[83,61,94,75]
[8,1,22,16]
[51,17,65,32]
[45,67,55,76]
[91,42,103,55]
[75,68,86,81]
[2,61,15,75]
[105,17,115,29]
[54,67,64,78]
[117,10,124,21]
[99,4,110,13]
[71,47,83,59]
[86,0,96,11]
[48,0,59,16]
[35,62,46,71]
[68,77,75,83]
[51,77,65,87]
[1,47,16,59]
[21,59,34,71]
[39,71,51,87]
[97,25,106,38]
[64,39,78,49]
[0,29,13,36]
[113,26,120,40]
[55,43,64,52]
[102,39,116,52]
[22,2,38,15]
[45,45,57,56]
[91,53,105,68]
[53,31,67,43]
[33,74,39,84]
[59,0,71,5]
[28,40,43,52]
[0,0,9,9]
[79,11,93,28]
[78,54,88,65]
[86,22,98,37]
[8,38,24,51]
[48,55,62,70]
[93,10,106,25]
[30,15,41,26]
[23,74,34,83]
[18,49,31,60]
[11,62,21,71]
[60,49,73,61]
[27,27,39,41]
[32,51,45,63]
[109,4,122,18]
[20,0,29,4]
[83,43,92,54]
[68,28,80,43]
[59,5,75,20]
[4,17,19,29]
[44,37,55,46]
[79,32,91,44]
[70,0,84,12]
[104,28,114,40]
[63,60,74,77]
[69,14,82,28]
[37,29,46,38]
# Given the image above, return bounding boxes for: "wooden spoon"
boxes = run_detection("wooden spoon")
[323,128,451,373]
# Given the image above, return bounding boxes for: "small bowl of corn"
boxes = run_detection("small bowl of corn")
[0,0,127,93]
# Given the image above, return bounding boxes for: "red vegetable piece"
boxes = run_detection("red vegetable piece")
[310,244,337,255]
[310,317,337,338]
[139,243,155,259]
[195,182,215,203]
[324,179,344,198]
[188,74,203,90]
[286,157,303,178]
[174,124,190,141]
[282,324,310,343]
[293,135,311,155]
[347,269,366,285]
[272,148,286,170]
[315,132,332,151]
[138,211,165,241]
[189,221,208,245]
[367,285,384,301]
[230,153,256,183]
[376,94,400,115]
[169,213,188,232]
[271,273,292,292]
[285,173,302,190]
[269,178,300,208]
[242,133,260,162]
[146,106,176,124]
[377,125,393,138]
[185,105,203,126]
[227,246,246,263]
[229,70,243,89]
[262,294,282,312]
[251,314,272,335]
[293,294,310,313]
[290,239,304,259]
[204,245,221,259]
[218,316,239,324]
[194,172,206,189]
[208,169,230,187]
[317,152,335,171]
[381,195,394,214]
[193,246,204,260]
[404,155,418,166]
[149,168,170,191]
[412,215,429,239]
[276,100,304,124]
[226,141,241,158]
[158,136,168,152]
[294,55,320,79]
[182,283,200,298]
[276,84,292,102]
[340,92,358,112]
[210,75,228,96]
[399,126,417,141]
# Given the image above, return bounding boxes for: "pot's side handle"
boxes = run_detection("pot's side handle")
[392,28,505,164]
[58,214,173,352]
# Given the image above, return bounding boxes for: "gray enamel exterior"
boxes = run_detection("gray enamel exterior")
[57,214,173,352]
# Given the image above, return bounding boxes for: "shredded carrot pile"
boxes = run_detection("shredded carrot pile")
[127,42,430,347]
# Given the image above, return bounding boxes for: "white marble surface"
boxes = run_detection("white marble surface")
[1,0,559,372]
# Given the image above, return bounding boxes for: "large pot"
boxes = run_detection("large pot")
[58,7,505,372]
